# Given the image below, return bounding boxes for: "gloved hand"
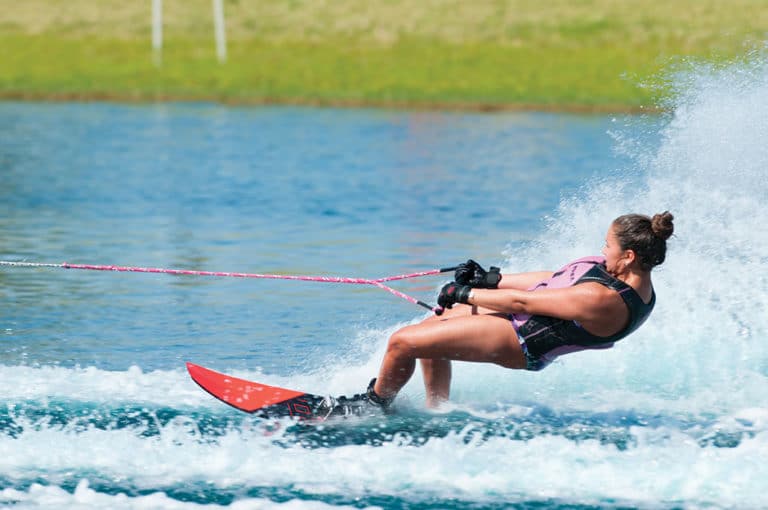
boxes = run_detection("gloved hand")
[437,282,472,309]
[454,259,502,288]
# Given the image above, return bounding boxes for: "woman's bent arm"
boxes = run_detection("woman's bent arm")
[468,283,617,324]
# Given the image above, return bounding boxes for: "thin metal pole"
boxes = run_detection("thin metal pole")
[212,0,227,63]
[152,0,163,67]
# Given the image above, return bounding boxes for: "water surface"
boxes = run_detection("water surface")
[1,57,767,509]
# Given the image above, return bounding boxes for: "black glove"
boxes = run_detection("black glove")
[454,259,502,289]
[437,282,472,309]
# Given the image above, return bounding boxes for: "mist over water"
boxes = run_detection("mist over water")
[2,54,768,509]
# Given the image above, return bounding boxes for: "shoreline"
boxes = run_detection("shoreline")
[0,91,660,114]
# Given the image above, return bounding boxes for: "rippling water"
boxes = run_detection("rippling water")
[2,55,767,509]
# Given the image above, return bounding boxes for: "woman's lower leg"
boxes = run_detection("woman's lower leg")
[421,358,451,408]
[373,332,416,399]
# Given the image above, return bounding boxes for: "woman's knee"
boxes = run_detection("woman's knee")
[386,329,416,359]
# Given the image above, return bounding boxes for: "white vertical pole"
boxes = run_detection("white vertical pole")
[212,0,227,63]
[152,0,163,67]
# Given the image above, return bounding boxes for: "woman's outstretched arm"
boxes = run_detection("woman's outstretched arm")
[497,271,553,290]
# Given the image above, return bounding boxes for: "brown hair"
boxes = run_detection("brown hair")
[612,211,674,271]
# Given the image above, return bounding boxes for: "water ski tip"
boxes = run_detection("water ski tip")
[186,362,309,414]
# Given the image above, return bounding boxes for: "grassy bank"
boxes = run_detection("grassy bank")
[1,0,767,110]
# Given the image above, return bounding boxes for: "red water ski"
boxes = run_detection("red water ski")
[186,362,326,419]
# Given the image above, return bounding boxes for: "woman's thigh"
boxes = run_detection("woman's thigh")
[396,312,526,369]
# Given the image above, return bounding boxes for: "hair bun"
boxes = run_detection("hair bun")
[651,211,674,241]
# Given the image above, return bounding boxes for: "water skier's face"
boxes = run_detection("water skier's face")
[602,225,631,275]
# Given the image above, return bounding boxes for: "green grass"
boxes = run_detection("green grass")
[1,0,767,110]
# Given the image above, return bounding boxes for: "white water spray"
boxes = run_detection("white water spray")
[490,53,768,413]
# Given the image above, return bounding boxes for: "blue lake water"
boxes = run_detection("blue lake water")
[1,57,768,509]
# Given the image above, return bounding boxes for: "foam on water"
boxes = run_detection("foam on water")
[0,481,368,510]
[2,387,767,508]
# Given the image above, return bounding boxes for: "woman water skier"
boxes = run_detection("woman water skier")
[345,211,674,410]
